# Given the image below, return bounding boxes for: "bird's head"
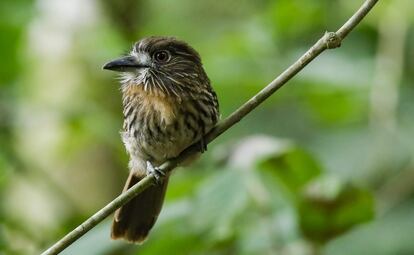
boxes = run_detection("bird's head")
[103,36,209,97]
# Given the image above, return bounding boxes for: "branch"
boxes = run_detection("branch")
[41,0,379,254]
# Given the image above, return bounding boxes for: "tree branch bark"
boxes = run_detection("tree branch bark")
[41,0,379,254]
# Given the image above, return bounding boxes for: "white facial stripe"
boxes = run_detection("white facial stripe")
[131,50,151,66]
[139,53,150,65]
[138,40,144,51]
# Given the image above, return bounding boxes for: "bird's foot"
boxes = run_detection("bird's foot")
[146,161,165,184]
[198,137,207,153]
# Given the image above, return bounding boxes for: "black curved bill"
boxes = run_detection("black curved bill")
[103,56,149,72]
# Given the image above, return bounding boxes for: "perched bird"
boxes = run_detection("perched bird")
[103,36,219,243]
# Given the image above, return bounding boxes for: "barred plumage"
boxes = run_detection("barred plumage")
[103,36,219,243]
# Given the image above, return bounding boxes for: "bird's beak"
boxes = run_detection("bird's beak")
[103,56,149,72]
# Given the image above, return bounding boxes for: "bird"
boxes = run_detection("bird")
[103,36,219,243]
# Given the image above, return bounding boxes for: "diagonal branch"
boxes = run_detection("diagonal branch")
[41,0,379,254]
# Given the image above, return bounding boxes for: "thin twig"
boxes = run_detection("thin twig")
[41,0,379,254]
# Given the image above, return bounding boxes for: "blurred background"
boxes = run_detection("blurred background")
[1,0,414,254]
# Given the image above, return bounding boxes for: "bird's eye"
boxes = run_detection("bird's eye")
[153,50,170,63]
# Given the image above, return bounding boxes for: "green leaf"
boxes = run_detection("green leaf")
[258,146,322,196]
[298,176,374,244]
[190,169,249,243]
[325,201,414,255]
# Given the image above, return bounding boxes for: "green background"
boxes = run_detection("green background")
[1,0,414,254]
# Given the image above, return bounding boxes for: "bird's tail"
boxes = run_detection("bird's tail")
[111,171,169,243]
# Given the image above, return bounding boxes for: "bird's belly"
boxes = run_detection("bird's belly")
[121,120,203,165]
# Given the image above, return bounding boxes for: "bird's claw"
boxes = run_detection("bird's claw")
[146,161,165,184]
[198,137,207,153]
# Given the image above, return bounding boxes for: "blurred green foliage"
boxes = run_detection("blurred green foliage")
[1,0,414,254]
